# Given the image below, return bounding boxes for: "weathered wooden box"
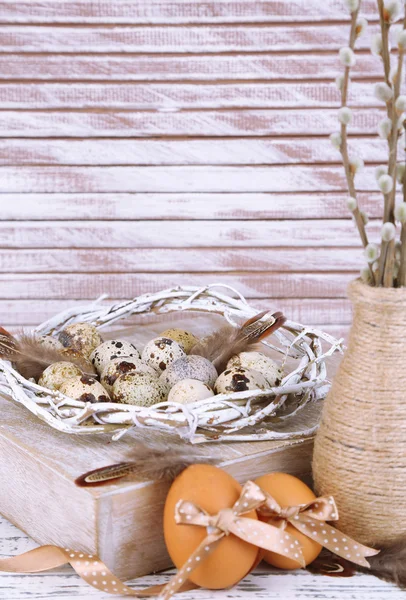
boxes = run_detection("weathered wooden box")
[0,394,314,580]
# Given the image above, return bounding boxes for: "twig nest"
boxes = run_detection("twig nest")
[90,340,141,374]
[214,367,268,394]
[100,357,157,395]
[39,361,83,391]
[59,375,110,403]
[168,378,214,404]
[38,335,64,352]
[159,355,218,389]
[58,323,103,359]
[227,352,282,386]
[142,337,186,373]
[113,372,168,406]
[159,328,199,354]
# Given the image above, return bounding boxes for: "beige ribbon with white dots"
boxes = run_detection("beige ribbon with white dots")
[257,487,380,568]
[0,481,379,599]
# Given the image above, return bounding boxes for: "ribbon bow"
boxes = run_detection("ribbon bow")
[257,488,379,569]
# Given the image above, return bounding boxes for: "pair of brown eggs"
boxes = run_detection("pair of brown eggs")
[164,466,322,590]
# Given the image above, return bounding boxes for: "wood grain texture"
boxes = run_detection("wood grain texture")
[0,0,381,340]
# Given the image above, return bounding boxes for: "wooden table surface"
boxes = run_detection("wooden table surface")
[0,514,402,600]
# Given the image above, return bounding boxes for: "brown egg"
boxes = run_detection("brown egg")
[164,464,259,589]
[254,472,322,569]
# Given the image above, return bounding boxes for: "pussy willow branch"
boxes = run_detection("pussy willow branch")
[339,3,372,261]
[400,120,406,286]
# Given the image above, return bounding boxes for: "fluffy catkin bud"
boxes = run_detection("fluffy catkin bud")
[375,165,388,181]
[378,117,392,139]
[360,266,372,283]
[360,210,369,225]
[338,107,353,125]
[384,0,402,22]
[381,222,396,241]
[396,163,406,183]
[345,0,359,11]
[395,203,406,223]
[396,29,406,49]
[395,95,406,113]
[346,196,357,211]
[355,17,368,38]
[378,174,394,193]
[350,156,364,174]
[335,74,345,91]
[374,82,394,102]
[329,132,342,149]
[364,243,380,263]
[339,47,356,67]
[371,33,383,55]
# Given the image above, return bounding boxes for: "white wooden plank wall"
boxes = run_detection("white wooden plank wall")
[0,0,400,338]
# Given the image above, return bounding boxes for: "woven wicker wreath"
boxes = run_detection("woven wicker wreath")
[0,284,343,444]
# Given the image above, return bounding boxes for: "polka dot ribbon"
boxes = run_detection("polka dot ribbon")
[0,481,379,599]
[256,486,380,569]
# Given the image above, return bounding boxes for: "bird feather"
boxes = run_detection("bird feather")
[358,539,406,588]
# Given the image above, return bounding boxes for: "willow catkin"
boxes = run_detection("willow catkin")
[313,279,406,546]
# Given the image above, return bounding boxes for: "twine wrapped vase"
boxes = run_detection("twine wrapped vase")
[313,279,406,546]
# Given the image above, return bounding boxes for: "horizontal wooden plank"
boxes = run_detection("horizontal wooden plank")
[0,136,391,165]
[0,297,353,326]
[0,272,355,299]
[0,108,386,138]
[0,165,401,193]
[0,53,384,82]
[0,82,383,109]
[0,220,381,248]
[0,192,385,220]
[0,24,380,53]
[0,1,377,25]
[0,248,364,273]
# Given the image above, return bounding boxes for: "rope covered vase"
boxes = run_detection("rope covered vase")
[313,279,406,546]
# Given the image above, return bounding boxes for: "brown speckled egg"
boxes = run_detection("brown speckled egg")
[38,361,83,391]
[142,337,185,373]
[60,349,96,374]
[214,367,268,394]
[90,340,141,375]
[38,335,64,352]
[59,375,110,403]
[112,372,168,407]
[100,356,157,395]
[168,378,214,404]
[59,323,103,359]
[159,355,218,389]
[227,351,282,386]
[159,329,199,354]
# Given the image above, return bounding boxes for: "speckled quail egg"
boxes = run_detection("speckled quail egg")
[59,374,110,403]
[227,351,282,386]
[61,348,96,374]
[168,378,214,405]
[159,329,199,354]
[38,361,83,391]
[159,355,218,389]
[214,367,268,394]
[142,337,186,373]
[90,340,142,375]
[38,335,64,352]
[100,356,157,395]
[58,322,103,359]
[112,372,168,407]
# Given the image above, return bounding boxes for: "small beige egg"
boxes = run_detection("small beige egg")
[227,351,282,386]
[112,372,168,407]
[38,361,83,391]
[214,367,268,394]
[90,340,141,374]
[100,356,157,395]
[59,322,103,359]
[61,348,96,374]
[142,337,186,373]
[168,378,214,405]
[59,375,110,403]
[159,329,199,354]
[38,335,64,352]
[160,355,218,389]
